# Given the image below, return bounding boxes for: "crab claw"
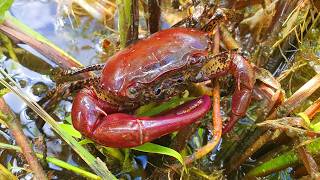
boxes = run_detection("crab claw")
[72,88,211,148]
[195,52,255,134]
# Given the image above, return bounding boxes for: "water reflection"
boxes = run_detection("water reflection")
[10,0,102,66]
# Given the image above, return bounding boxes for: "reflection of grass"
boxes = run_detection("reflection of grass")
[70,0,118,33]
[71,0,116,21]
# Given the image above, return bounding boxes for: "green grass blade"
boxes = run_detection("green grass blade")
[59,123,82,139]
[116,0,132,48]
[137,97,195,117]
[4,13,82,67]
[132,142,184,165]
[0,0,13,23]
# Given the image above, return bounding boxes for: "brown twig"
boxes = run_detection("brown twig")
[269,73,320,119]
[148,0,161,34]
[131,0,139,42]
[295,99,320,178]
[170,78,222,170]
[185,79,222,164]
[296,145,319,178]
[0,98,47,180]
[228,130,274,171]
[304,97,320,119]
[0,21,82,70]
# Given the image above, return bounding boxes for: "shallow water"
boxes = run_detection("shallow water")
[10,0,104,66]
[0,0,107,179]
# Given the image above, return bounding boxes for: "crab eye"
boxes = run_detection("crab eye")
[154,88,161,96]
[127,87,138,98]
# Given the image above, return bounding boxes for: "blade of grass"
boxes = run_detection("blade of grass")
[0,0,13,22]
[0,98,47,180]
[136,96,195,117]
[0,162,17,180]
[132,142,184,165]
[116,0,138,48]
[59,123,82,139]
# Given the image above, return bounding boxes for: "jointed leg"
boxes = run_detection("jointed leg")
[38,77,100,110]
[191,51,255,134]
[59,64,105,77]
[201,8,226,33]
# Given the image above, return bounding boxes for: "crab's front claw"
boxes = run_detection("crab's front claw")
[222,85,253,134]
[72,87,211,148]
[222,56,284,134]
[197,52,256,134]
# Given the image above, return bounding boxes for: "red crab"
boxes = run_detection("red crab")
[71,27,255,148]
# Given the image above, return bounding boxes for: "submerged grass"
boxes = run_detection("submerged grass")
[0,142,101,180]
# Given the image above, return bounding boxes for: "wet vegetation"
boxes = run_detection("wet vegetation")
[1,0,320,179]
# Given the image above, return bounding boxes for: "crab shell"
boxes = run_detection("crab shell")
[99,28,210,104]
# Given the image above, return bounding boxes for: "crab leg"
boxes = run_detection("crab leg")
[194,51,255,134]
[71,87,211,148]
[58,63,105,77]
[223,53,255,133]
[37,77,100,108]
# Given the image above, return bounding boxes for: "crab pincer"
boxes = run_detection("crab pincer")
[72,87,211,148]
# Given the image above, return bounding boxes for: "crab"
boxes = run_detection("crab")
[67,27,255,148]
